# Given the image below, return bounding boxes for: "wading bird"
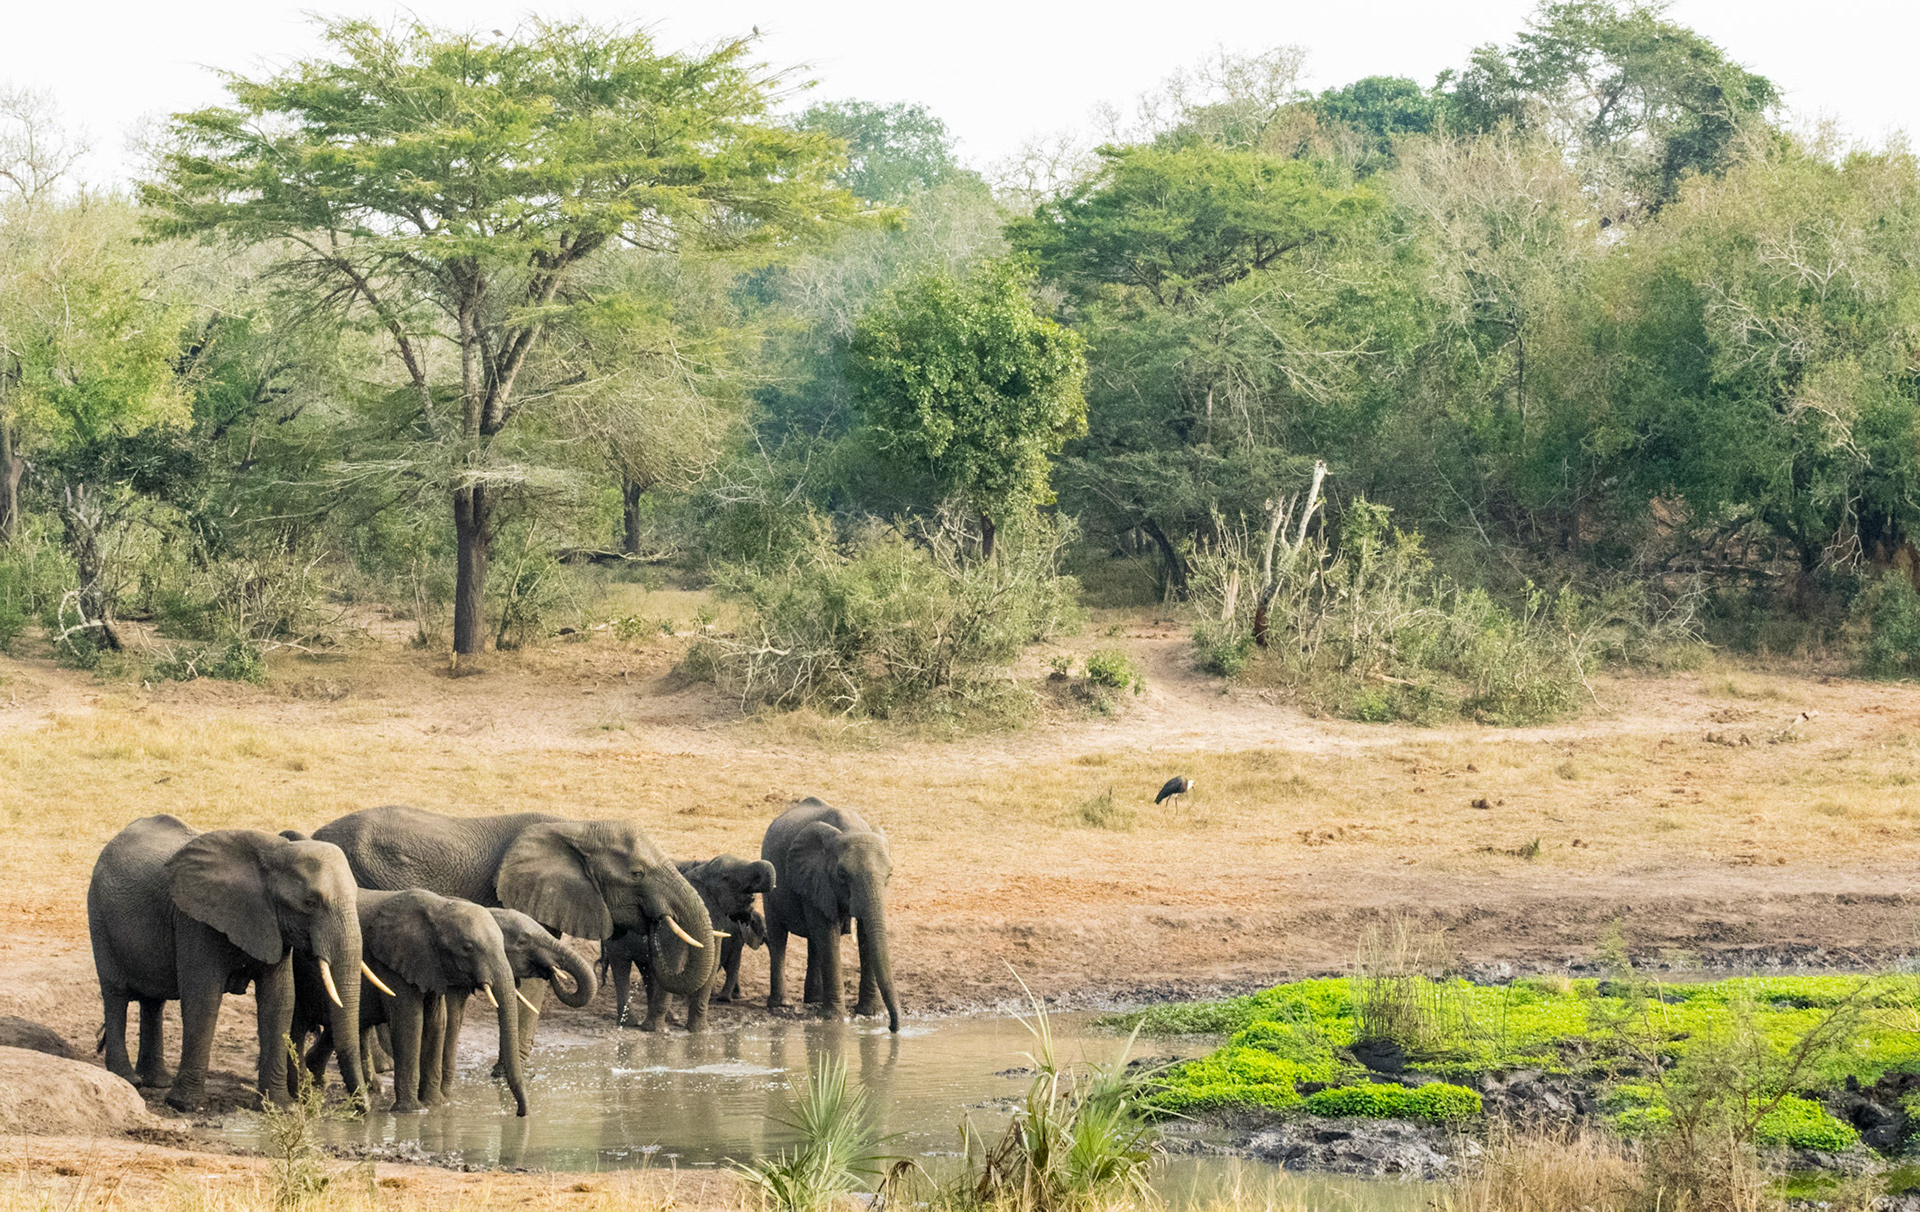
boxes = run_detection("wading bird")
[1155,776,1194,808]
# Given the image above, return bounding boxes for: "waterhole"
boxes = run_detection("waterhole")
[213,1011,1434,1208]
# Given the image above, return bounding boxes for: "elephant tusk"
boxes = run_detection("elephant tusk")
[515,989,541,1015]
[482,984,500,1009]
[665,917,704,948]
[319,960,344,1009]
[361,962,397,998]
[550,970,574,992]
[711,930,731,939]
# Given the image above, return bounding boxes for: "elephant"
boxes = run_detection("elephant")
[762,799,900,1032]
[466,908,596,1088]
[295,888,529,1116]
[602,855,775,1032]
[87,815,368,1111]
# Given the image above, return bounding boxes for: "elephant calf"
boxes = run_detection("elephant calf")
[88,816,369,1111]
[471,908,596,1087]
[296,888,529,1116]
[763,799,900,1032]
[602,855,774,1033]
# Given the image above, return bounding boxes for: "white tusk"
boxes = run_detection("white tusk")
[319,960,344,1008]
[711,930,731,939]
[665,917,705,949]
[361,962,397,998]
[515,989,541,1015]
[482,984,500,1009]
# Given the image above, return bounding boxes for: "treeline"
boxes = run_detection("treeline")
[3,3,1919,717]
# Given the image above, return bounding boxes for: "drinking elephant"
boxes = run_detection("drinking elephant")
[603,854,774,1032]
[468,908,595,1085]
[763,799,900,1032]
[313,806,718,1000]
[87,815,369,1111]
[297,887,530,1115]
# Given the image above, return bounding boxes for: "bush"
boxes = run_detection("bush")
[1752,1095,1859,1152]
[1084,647,1143,694]
[1305,1081,1482,1124]
[1849,573,1920,678]
[150,638,268,685]
[1075,788,1135,831]
[695,511,1081,718]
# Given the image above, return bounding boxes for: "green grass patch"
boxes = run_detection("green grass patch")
[1304,1081,1482,1124]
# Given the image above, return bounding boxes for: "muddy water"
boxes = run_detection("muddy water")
[213,1012,1433,1208]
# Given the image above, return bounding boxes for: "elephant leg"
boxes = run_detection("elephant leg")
[684,979,712,1034]
[765,922,790,1012]
[255,958,296,1107]
[302,1025,334,1093]
[135,997,172,1088]
[803,941,822,1004]
[387,991,426,1114]
[640,958,668,1033]
[419,994,447,1107]
[372,1023,394,1074]
[167,972,225,1112]
[810,926,845,1019]
[716,937,743,1003]
[100,991,136,1084]
[440,992,470,1102]
[359,1028,380,1100]
[610,953,633,1026]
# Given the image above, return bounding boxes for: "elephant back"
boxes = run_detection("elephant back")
[315,806,556,903]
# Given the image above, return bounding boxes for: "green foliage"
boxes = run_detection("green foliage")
[1752,1095,1858,1152]
[1850,574,1920,678]
[796,100,968,204]
[1313,76,1438,162]
[1304,1081,1482,1124]
[1082,648,1142,694]
[733,1056,890,1212]
[695,513,1081,718]
[149,638,268,685]
[848,257,1088,528]
[261,1039,345,1211]
[1074,788,1135,831]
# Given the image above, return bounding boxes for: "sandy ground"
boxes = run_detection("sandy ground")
[1,619,1917,1187]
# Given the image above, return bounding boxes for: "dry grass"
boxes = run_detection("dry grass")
[1446,1126,1643,1212]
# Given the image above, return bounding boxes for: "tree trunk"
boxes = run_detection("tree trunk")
[980,512,996,560]
[452,484,491,656]
[620,478,646,557]
[0,413,18,544]
[1142,518,1188,599]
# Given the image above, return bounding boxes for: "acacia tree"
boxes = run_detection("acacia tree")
[847,257,1087,558]
[146,19,853,653]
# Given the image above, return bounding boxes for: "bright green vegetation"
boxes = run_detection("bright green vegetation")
[1120,976,1909,1149]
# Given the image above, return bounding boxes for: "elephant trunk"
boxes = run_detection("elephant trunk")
[648,877,718,998]
[314,912,367,1098]
[545,942,598,1009]
[853,891,900,1033]
[489,958,528,1117]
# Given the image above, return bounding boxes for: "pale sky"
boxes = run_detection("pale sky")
[5,0,1915,187]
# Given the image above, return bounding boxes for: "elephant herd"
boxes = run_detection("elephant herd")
[86,796,899,1118]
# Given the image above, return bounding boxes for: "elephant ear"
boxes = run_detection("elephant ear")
[166,831,284,964]
[787,821,843,916]
[497,822,613,940]
[370,892,457,994]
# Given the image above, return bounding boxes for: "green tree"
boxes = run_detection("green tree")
[847,258,1087,556]
[1443,1,1777,212]
[146,18,855,654]
[1314,77,1438,164]
[796,100,968,204]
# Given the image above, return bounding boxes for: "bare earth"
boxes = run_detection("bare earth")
[0,620,1916,1198]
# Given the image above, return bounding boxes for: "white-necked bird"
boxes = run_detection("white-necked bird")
[1155,775,1194,807]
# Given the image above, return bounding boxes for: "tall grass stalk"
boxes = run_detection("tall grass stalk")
[735,1056,892,1212]
[960,971,1158,1212]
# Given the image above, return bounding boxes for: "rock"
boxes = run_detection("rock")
[0,1046,160,1136]
[1349,1039,1407,1074]
[0,1016,79,1061]
[1244,1118,1473,1180]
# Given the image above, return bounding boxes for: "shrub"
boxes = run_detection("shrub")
[733,1056,888,1212]
[150,638,269,685]
[1752,1095,1859,1152]
[1850,573,1920,678]
[1304,1081,1482,1124]
[695,512,1081,718]
[1084,647,1143,694]
[1075,788,1135,831]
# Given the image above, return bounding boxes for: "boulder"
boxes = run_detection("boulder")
[1245,1118,1475,1180]
[0,1046,159,1136]
[0,1016,79,1061]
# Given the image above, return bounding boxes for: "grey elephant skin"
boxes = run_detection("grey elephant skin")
[763,799,900,1032]
[87,815,367,1111]
[474,908,595,1082]
[296,888,528,1115]
[314,807,715,992]
[603,855,774,1032]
